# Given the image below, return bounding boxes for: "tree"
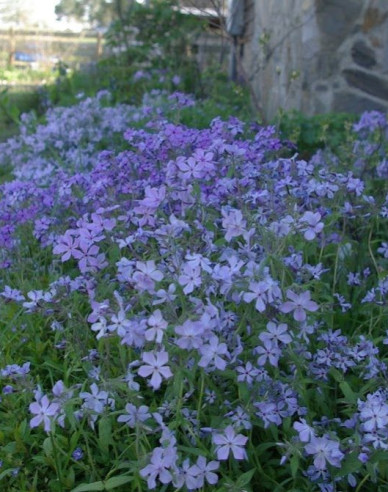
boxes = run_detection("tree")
[55,0,129,27]
[0,0,35,26]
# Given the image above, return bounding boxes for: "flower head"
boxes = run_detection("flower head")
[138,351,173,390]
[212,425,248,460]
[29,395,60,433]
[280,290,318,322]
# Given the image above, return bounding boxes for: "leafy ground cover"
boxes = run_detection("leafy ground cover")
[0,86,387,492]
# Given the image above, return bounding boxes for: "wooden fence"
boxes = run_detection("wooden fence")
[0,27,227,71]
[0,28,104,69]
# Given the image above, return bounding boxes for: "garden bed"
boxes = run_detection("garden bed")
[0,89,387,491]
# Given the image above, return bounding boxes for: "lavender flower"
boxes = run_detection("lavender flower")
[189,456,219,486]
[293,418,315,442]
[304,436,344,470]
[138,351,173,390]
[212,425,248,460]
[280,290,319,322]
[144,309,168,343]
[300,211,324,240]
[139,447,174,489]
[377,242,388,258]
[221,208,247,242]
[29,395,60,432]
[117,403,151,428]
[259,321,292,345]
[243,281,269,312]
[72,448,84,461]
[198,336,229,371]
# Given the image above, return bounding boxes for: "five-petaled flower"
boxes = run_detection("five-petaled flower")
[300,211,324,240]
[280,289,319,322]
[29,395,60,432]
[138,350,173,390]
[139,447,173,489]
[212,425,248,460]
[304,435,344,470]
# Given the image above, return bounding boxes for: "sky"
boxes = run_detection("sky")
[0,0,86,30]
[31,0,87,30]
[29,0,59,26]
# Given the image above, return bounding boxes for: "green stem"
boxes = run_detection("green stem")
[84,433,99,479]
[355,473,370,492]
[50,433,64,492]
[368,225,379,277]
[196,371,205,421]
[331,244,339,297]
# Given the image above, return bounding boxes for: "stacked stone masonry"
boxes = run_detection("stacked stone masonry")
[242,0,388,119]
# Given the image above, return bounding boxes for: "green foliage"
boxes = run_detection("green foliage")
[0,67,56,86]
[0,87,43,142]
[45,0,207,109]
[0,88,21,124]
[178,68,254,127]
[106,0,203,67]
[275,109,357,157]
[104,0,205,93]
[55,0,125,27]
[44,60,253,129]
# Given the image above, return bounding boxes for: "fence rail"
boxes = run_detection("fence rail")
[0,27,227,71]
[0,28,103,68]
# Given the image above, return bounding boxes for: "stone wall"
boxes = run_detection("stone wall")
[242,0,388,120]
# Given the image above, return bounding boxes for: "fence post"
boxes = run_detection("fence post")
[96,32,103,59]
[8,27,15,67]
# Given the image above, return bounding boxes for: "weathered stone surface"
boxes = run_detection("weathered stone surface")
[333,90,388,113]
[315,83,328,91]
[243,0,388,118]
[343,68,388,100]
[351,40,376,68]
[362,7,388,32]
[315,0,363,46]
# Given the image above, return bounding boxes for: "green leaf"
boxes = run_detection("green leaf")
[64,467,75,489]
[329,367,344,383]
[70,432,80,450]
[71,481,105,492]
[235,469,255,487]
[105,475,133,490]
[370,451,388,464]
[99,416,113,456]
[238,383,251,404]
[290,455,299,478]
[339,381,357,403]
[43,437,53,457]
[254,442,277,456]
[332,452,362,478]
[178,445,205,457]
[0,468,20,481]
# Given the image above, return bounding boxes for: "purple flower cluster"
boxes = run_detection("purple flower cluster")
[0,92,387,490]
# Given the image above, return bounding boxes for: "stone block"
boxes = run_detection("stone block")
[343,68,388,100]
[315,0,363,46]
[333,90,388,113]
[351,40,376,68]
